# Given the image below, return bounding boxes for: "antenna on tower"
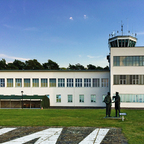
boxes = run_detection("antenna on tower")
[121,21,124,35]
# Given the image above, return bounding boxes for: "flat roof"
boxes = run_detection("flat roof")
[0,95,44,99]
[110,46,144,48]
[109,35,137,41]
[0,69,109,72]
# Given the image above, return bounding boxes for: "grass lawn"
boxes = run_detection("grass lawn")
[0,109,143,144]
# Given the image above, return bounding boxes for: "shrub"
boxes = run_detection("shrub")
[41,95,50,108]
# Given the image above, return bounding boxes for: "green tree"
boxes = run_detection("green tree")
[0,59,7,70]
[67,63,85,70]
[67,64,76,70]
[7,63,19,70]
[87,64,97,70]
[25,59,43,70]
[43,59,59,70]
[104,66,109,70]
[96,66,103,70]
[75,63,85,70]
[60,67,67,70]
[41,95,50,108]
[13,59,26,70]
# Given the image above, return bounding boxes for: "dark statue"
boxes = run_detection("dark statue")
[112,92,121,117]
[103,92,111,117]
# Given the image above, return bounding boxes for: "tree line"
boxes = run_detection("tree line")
[0,59,109,70]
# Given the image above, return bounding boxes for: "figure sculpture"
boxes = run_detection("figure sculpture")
[103,92,111,117]
[113,92,120,117]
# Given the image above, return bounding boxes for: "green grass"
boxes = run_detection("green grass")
[0,109,144,144]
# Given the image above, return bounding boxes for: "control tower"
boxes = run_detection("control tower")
[108,24,137,48]
[109,24,144,108]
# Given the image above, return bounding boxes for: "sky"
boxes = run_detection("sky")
[0,0,144,68]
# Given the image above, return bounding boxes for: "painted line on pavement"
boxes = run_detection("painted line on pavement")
[2,128,63,144]
[79,128,109,144]
[0,128,17,136]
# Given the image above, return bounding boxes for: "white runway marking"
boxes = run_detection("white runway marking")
[2,128,63,144]
[79,128,109,144]
[0,128,16,136]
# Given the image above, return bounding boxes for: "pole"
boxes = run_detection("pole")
[21,91,23,109]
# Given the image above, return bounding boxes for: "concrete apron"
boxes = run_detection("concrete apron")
[0,126,128,144]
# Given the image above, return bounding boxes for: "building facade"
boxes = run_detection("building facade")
[109,35,144,108]
[0,70,109,108]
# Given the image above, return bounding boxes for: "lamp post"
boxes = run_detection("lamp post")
[21,91,23,109]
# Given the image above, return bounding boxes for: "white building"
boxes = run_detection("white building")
[0,70,109,108]
[109,35,144,108]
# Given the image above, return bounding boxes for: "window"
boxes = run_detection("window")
[120,56,126,66]
[119,75,126,84]
[114,75,143,85]
[101,78,108,87]
[49,78,56,87]
[56,94,61,102]
[79,95,84,103]
[113,56,144,66]
[84,78,91,87]
[24,79,30,87]
[91,94,96,103]
[32,79,39,87]
[120,94,144,103]
[68,95,73,103]
[130,75,139,84]
[0,79,5,87]
[15,78,22,87]
[75,78,82,87]
[113,56,120,66]
[93,78,100,87]
[7,78,13,87]
[41,79,48,87]
[114,75,119,85]
[58,78,65,87]
[67,78,73,87]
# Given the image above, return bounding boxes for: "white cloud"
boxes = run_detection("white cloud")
[87,55,95,59]
[69,17,73,20]
[3,24,14,29]
[78,55,82,57]
[87,55,103,59]
[3,24,38,31]
[84,15,88,19]
[137,31,144,35]
[0,54,30,61]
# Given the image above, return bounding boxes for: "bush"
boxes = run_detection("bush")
[41,95,50,108]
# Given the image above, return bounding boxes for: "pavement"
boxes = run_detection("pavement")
[0,126,128,144]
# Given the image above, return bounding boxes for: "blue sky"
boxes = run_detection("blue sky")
[0,0,144,68]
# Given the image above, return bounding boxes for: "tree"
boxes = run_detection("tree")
[13,59,25,70]
[41,95,50,108]
[60,67,67,70]
[75,63,85,70]
[96,66,103,70]
[0,59,7,70]
[43,59,59,70]
[67,63,85,70]
[87,64,97,70]
[25,59,43,70]
[7,63,19,70]
[104,66,109,70]
[67,64,76,70]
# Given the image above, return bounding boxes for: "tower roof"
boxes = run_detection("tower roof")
[108,35,137,48]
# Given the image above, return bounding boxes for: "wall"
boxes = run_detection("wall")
[110,47,144,108]
[0,70,109,107]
